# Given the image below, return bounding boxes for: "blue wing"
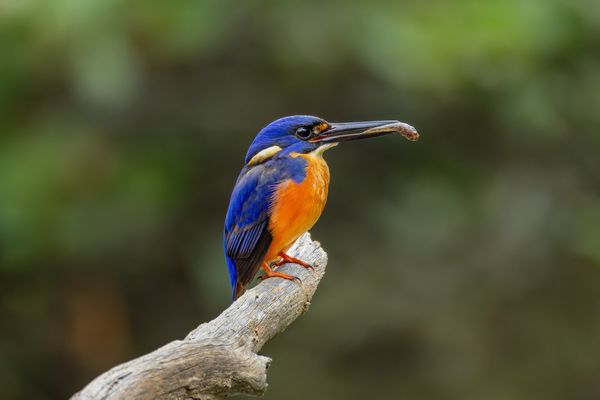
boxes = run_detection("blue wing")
[223,155,307,300]
[224,163,276,300]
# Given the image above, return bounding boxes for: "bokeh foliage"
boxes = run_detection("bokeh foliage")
[1,0,600,399]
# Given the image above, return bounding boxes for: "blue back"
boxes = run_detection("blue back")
[224,147,308,299]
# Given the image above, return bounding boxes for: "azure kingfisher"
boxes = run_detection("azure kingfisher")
[224,116,419,300]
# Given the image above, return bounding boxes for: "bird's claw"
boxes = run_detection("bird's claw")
[276,252,315,271]
[257,269,302,285]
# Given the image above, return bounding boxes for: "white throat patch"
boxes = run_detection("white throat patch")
[310,143,338,157]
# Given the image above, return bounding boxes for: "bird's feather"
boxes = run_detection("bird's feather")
[224,155,307,299]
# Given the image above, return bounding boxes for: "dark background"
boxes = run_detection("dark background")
[2,1,600,399]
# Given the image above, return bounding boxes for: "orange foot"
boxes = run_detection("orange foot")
[258,262,302,284]
[275,252,315,271]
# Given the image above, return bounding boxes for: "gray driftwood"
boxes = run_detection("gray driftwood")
[72,233,327,400]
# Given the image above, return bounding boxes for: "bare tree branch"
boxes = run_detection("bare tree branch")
[72,233,328,400]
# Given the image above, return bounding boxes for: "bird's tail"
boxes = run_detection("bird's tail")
[226,255,239,301]
[234,281,246,300]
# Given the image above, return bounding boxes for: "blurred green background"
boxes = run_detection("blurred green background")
[2,1,600,399]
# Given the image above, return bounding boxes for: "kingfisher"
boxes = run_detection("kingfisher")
[224,115,419,300]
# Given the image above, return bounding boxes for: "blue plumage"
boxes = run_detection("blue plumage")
[225,255,237,294]
[224,152,308,299]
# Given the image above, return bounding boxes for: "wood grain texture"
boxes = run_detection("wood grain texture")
[72,233,327,400]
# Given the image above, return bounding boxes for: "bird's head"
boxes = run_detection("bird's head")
[245,115,419,165]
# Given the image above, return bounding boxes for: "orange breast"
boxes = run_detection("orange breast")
[265,153,330,262]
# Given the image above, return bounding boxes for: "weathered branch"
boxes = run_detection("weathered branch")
[72,233,327,400]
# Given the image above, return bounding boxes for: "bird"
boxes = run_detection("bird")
[224,115,419,300]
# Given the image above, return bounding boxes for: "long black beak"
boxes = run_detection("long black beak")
[310,120,419,143]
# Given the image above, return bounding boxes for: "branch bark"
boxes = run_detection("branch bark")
[71,233,327,400]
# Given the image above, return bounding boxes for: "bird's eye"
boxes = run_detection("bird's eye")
[295,127,312,139]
